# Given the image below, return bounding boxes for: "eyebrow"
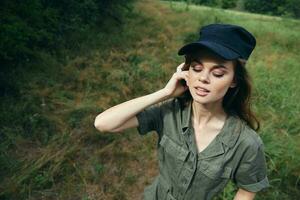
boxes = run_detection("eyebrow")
[191,60,228,69]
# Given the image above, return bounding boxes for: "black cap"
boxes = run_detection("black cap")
[178,23,256,60]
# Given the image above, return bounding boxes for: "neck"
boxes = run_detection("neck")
[192,99,227,127]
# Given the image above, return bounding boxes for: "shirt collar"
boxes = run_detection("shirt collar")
[180,100,243,148]
[217,115,243,148]
[181,99,192,132]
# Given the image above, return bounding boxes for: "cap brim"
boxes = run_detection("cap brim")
[177,41,240,60]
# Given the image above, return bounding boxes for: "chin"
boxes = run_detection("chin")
[191,92,222,105]
[191,94,211,104]
[193,98,211,105]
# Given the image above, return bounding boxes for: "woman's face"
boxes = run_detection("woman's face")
[186,50,236,105]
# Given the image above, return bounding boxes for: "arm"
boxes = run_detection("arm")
[94,89,170,133]
[94,63,188,133]
[234,188,256,200]
[233,134,270,199]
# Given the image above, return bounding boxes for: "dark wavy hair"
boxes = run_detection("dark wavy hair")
[178,52,260,131]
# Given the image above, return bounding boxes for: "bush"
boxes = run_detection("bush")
[221,0,238,9]
[0,0,135,70]
[244,0,300,18]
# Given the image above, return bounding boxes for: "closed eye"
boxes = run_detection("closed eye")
[213,73,224,78]
[192,67,224,78]
[212,69,226,77]
[192,67,202,72]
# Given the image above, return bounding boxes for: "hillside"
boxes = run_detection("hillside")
[1,0,300,199]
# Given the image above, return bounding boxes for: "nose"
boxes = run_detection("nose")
[198,71,210,83]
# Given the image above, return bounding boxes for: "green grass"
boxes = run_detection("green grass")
[1,0,300,199]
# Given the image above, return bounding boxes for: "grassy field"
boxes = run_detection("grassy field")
[1,0,300,199]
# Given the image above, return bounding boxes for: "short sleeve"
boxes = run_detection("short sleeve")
[136,99,171,136]
[233,143,270,193]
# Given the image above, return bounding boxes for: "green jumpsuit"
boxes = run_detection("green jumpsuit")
[136,97,269,200]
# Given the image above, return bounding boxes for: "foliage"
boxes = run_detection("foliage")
[167,0,238,9]
[0,0,135,69]
[221,0,238,9]
[1,0,300,199]
[244,0,300,18]
[164,0,300,18]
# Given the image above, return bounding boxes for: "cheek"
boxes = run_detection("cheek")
[212,78,234,94]
[187,72,198,86]
[186,73,192,86]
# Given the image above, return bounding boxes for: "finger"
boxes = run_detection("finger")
[179,71,189,78]
[175,71,188,81]
[183,72,189,82]
[176,63,185,72]
[176,66,182,72]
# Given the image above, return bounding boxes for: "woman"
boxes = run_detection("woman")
[94,24,269,200]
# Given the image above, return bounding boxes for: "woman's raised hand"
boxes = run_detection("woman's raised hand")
[163,63,189,98]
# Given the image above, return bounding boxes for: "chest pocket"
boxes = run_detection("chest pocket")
[199,160,232,179]
[158,134,189,179]
[198,160,232,191]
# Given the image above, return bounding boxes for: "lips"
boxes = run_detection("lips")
[195,86,210,92]
[194,86,210,96]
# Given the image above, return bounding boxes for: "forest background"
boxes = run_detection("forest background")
[1,0,300,199]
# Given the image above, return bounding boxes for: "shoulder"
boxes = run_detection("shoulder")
[236,119,264,151]
[161,97,177,108]
[158,97,185,113]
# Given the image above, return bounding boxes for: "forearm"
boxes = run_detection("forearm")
[234,188,256,200]
[94,88,170,132]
